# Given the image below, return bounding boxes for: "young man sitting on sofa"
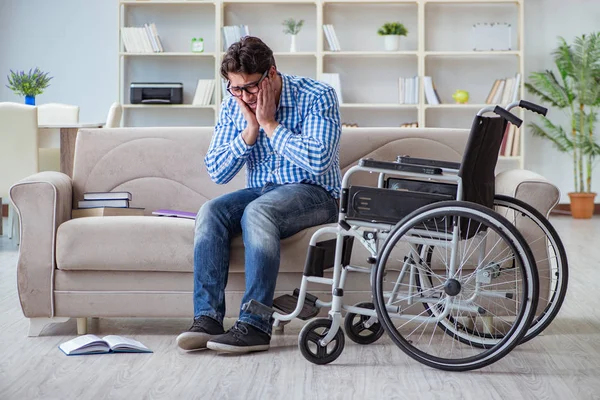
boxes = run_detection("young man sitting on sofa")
[176,36,342,353]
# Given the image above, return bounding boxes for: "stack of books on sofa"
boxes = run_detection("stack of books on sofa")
[73,191,144,218]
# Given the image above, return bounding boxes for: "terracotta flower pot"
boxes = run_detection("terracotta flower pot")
[568,192,597,219]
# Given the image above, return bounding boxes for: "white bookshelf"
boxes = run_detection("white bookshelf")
[118,0,524,164]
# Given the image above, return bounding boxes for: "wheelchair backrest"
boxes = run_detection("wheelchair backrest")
[458,116,508,209]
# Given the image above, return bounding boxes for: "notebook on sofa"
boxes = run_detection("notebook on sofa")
[152,209,196,219]
[59,334,152,356]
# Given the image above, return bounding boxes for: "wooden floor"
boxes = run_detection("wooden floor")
[0,216,599,400]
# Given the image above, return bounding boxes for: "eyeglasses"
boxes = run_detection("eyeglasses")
[227,70,269,98]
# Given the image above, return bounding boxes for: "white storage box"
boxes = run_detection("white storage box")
[472,23,512,51]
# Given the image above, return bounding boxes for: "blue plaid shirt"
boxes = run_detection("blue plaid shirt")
[205,73,342,198]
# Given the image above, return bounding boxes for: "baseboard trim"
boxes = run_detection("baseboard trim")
[551,203,600,216]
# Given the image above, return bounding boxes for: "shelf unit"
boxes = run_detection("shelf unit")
[118,0,524,163]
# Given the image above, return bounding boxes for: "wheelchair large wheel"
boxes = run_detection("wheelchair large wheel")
[417,196,569,347]
[373,201,539,371]
[493,195,568,343]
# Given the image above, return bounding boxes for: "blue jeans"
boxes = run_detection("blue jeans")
[193,183,338,335]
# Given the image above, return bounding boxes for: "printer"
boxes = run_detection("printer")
[130,82,183,104]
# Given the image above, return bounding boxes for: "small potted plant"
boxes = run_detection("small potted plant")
[283,18,304,53]
[377,22,408,51]
[6,67,53,105]
[526,33,600,218]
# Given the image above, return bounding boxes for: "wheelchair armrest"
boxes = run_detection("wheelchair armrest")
[359,158,443,176]
[396,155,461,171]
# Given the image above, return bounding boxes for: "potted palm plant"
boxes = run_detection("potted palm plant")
[6,67,53,105]
[526,33,600,219]
[377,22,408,51]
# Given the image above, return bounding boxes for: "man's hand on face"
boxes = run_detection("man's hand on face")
[256,74,279,137]
[236,97,259,146]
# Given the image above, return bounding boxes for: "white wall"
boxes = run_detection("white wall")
[0,0,118,122]
[524,0,600,201]
[1,0,599,202]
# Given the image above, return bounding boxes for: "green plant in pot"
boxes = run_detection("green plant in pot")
[526,33,600,219]
[377,22,408,52]
[6,67,52,106]
[282,18,304,53]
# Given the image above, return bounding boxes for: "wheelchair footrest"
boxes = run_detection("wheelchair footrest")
[273,289,320,320]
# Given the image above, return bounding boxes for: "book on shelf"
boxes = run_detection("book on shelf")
[59,334,152,356]
[323,25,341,52]
[72,207,145,219]
[83,191,132,201]
[423,76,441,105]
[485,73,521,105]
[398,76,419,105]
[491,79,506,105]
[121,24,164,53]
[77,199,130,209]
[192,79,215,106]
[500,124,520,157]
[319,73,343,104]
[222,25,249,51]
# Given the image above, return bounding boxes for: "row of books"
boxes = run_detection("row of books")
[121,24,164,53]
[323,25,341,52]
[485,73,522,105]
[73,192,144,218]
[192,79,216,106]
[501,124,521,157]
[222,25,249,51]
[72,192,198,219]
[399,76,420,105]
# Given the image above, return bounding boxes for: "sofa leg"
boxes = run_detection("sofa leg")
[28,317,70,337]
[272,320,289,335]
[481,316,494,335]
[77,318,88,335]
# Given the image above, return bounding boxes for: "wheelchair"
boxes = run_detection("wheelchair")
[243,100,568,371]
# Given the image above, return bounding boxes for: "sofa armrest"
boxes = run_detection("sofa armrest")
[9,172,73,317]
[495,169,561,218]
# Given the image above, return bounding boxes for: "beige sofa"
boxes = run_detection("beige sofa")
[10,127,560,336]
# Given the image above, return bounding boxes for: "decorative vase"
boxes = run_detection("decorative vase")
[384,35,400,51]
[290,34,297,53]
[568,192,597,219]
[25,95,35,106]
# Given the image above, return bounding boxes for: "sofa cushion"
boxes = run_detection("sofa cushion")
[56,216,195,272]
[56,216,335,273]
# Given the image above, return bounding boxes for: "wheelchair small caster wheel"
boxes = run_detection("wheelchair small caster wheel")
[298,318,345,365]
[344,302,385,345]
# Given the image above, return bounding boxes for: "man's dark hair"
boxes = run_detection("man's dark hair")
[220,36,276,80]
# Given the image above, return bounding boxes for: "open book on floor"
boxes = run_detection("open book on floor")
[59,334,152,356]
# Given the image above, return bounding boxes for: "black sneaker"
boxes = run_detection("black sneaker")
[176,316,225,351]
[206,321,271,353]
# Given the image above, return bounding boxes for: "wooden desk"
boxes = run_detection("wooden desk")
[38,123,105,178]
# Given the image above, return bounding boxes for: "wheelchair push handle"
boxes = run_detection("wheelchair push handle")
[518,100,548,116]
[493,106,523,128]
